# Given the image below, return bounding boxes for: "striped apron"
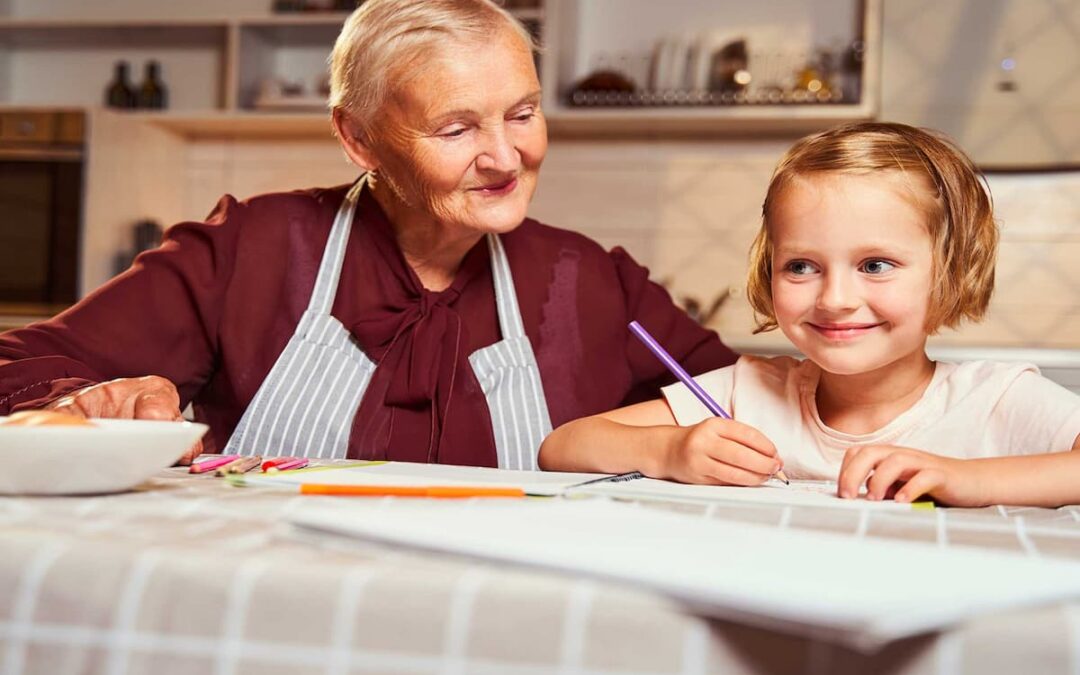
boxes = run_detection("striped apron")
[223,175,553,469]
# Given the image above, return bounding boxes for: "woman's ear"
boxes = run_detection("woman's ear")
[332,108,379,172]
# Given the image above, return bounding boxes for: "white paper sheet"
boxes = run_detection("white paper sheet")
[241,461,610,497]
[243,462,920,509]
[290,498,1080,650]
[573,477,919,510]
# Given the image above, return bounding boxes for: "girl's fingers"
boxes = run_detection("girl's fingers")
[893,469,944,503]
[702,418,778,459]
[864,454,916,501]
[838,446,888,498]
[699,460,773,487]
[838,445,864,486]
[705,440,781,478]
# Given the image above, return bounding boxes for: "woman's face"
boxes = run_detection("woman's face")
[366,27,547,236]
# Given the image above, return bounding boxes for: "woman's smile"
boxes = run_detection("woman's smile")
[470,176,518,196]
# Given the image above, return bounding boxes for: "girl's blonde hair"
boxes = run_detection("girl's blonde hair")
[746,121,998,334]
[329,0,535,129]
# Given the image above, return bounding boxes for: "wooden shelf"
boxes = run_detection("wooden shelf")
[0,1,880,138]
[0,10,532,29]
[0,18,229,29]
[128,111,335,139]
[539,0,880,137]
[102,107,875,140]
[544,103,874,137]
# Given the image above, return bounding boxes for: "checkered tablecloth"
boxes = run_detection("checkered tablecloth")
[2,465,1080,675]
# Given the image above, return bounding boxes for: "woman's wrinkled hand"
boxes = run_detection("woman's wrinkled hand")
[837,445,985,506]
[660,417,782,486]
[47,375,203,464]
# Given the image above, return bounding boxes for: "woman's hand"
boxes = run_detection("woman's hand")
[47,375,203,464]
[837,445,985,506]
[659,417,782,486]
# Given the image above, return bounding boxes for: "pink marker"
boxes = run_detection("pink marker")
[189,454,241,474]
[267,457,309,472]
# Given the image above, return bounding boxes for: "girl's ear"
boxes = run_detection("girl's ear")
[332,108,379,172]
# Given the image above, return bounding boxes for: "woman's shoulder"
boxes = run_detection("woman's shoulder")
[220,183,350,225]
[506,218,616,262]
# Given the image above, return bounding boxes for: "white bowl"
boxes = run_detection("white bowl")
[0,417,209,495]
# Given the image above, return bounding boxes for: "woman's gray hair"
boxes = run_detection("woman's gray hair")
[329,0,535,127]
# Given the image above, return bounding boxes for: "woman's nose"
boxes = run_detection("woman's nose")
[816,272,860,312]
[475,126,520,173]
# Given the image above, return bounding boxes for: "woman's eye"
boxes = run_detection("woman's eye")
[785,260,817,275]
[511,109,536,122]
[437,126,469,138]
[861,259,896,274]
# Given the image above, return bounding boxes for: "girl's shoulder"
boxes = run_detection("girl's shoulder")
[734,354,812,387]
[687,354,802,392]
[934,359,1040,396]
[930,359,1080,427]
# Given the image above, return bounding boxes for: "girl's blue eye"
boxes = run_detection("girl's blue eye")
[861,259,896,274]
[785,260,818,275]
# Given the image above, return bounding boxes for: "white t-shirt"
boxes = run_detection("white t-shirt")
[662,356,1080,480]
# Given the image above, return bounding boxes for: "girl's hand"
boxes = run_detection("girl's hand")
[47,375,203,464]
[660,417,782,486]
[837,445,985,506]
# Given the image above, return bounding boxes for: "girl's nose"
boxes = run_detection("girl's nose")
[816,272,860,312]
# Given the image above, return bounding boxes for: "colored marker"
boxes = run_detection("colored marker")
[628,320,790,484]
[215,455,262,476]
[261,457,294,472]
[189,454,241,474]
[265,457,309,473]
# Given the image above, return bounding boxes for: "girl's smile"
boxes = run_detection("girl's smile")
[806,321,886,341]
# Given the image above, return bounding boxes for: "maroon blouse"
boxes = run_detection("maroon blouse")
[0,184,737,466]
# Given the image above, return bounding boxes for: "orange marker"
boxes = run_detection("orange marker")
[299,484,525,498]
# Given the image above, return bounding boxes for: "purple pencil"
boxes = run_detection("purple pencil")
[628,320,789,484]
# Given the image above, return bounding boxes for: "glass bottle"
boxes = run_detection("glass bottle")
[104,61,136,109]
[137,61,169,110]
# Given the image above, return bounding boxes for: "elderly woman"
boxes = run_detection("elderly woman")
[0,0,736,468]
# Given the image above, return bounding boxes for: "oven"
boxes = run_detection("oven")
[0,110,85,311]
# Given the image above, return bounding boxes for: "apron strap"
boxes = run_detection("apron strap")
[308,174,368,316]
[486,233,526,340]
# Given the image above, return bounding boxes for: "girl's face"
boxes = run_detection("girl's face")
[769,172,935,376]
[366,27,546,236]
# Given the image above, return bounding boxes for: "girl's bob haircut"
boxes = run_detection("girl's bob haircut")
[746,121,998,334]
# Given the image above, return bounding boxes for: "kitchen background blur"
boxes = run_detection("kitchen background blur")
[0,0,1077,389]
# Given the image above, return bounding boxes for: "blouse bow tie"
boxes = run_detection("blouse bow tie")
[384,288,461,408]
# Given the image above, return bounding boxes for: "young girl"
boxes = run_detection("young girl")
[539,122,1080,507]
